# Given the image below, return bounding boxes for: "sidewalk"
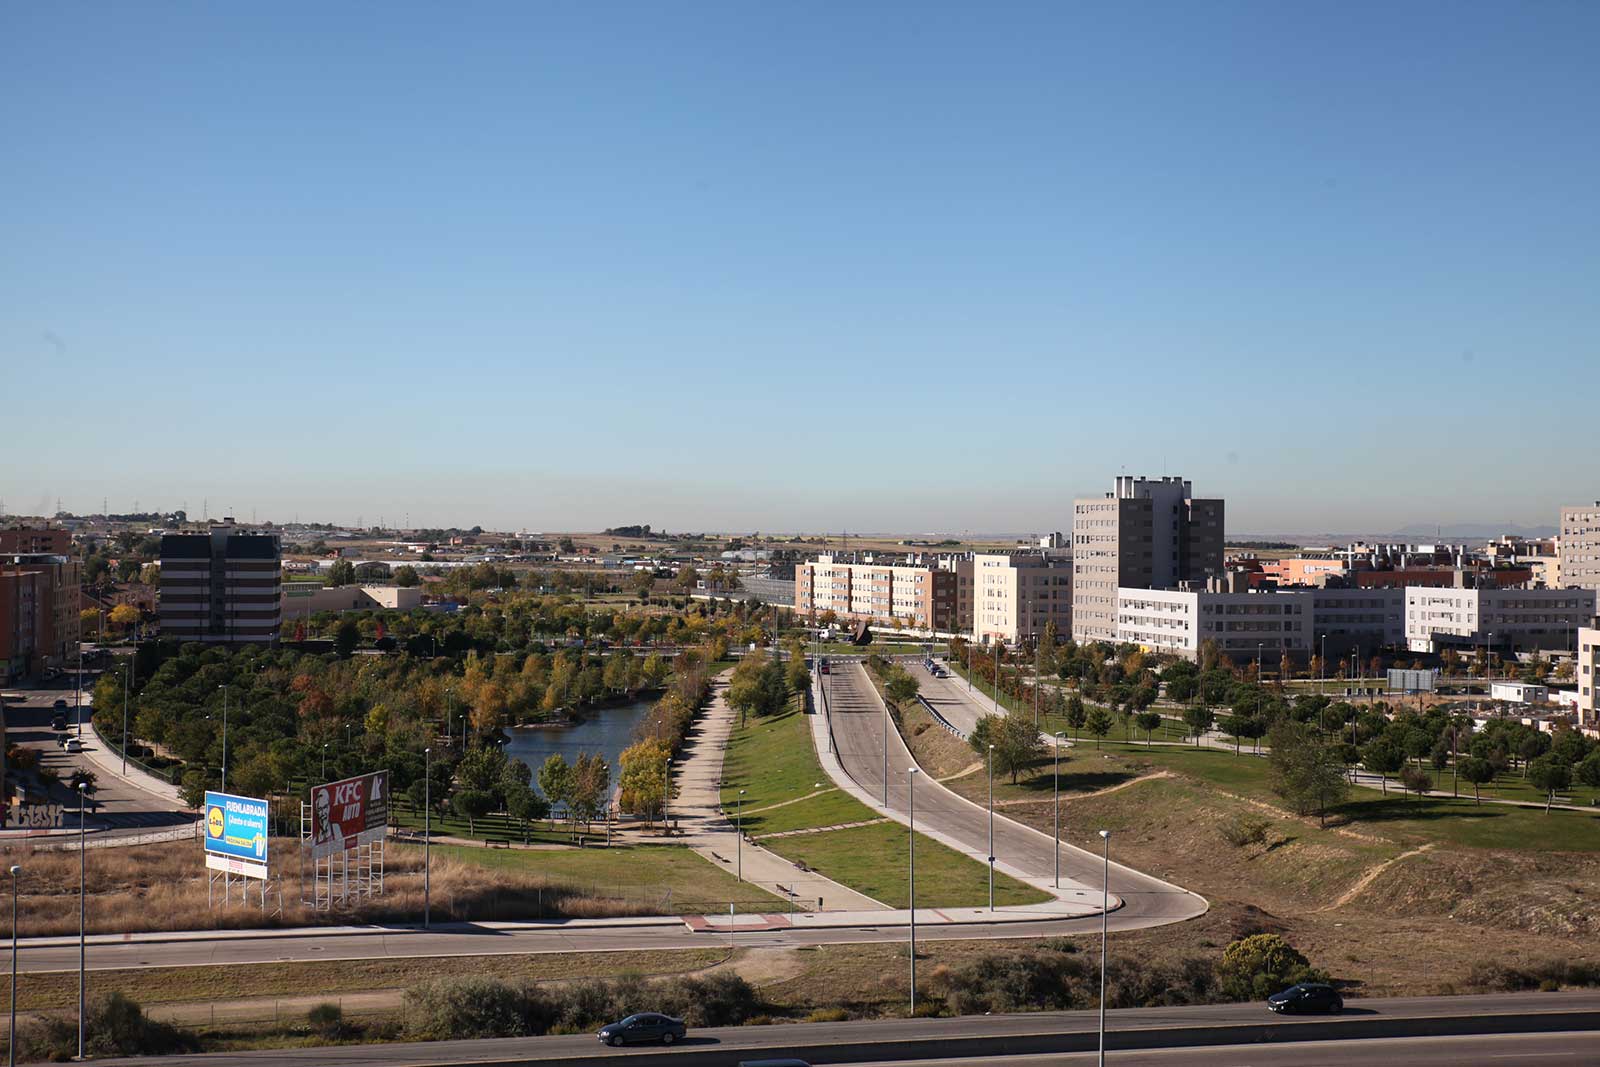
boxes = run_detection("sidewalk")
[671,674,887,911]
[80,724,186,807]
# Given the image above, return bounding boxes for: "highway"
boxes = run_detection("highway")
[87,992,1600,1066]
[823,662,1207,927]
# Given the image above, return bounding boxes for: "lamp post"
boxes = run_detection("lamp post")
[423,746,432,928]
[663,757,672,832]
[1098,829,1111,1067]
[219,684,230,794]
[1319,634,1327,697]
[321,743,328,781]
[883,689,890,805]
[986,743,995,912]
[1256,643,1263,684]
[907,766,919,1016]
[1053,732,1065,888]
[121,658,131,777]
[78,782,88,1062]
[993,643,1001,715]
[9,864,19,1067]
[75,640,83,738]
[735,789,746,882]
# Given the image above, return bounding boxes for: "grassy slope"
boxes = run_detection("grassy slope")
[720,697,879,836]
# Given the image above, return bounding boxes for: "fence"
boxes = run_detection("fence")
[90,720,183,784]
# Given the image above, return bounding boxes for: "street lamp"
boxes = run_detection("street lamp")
[122,658,131,777]
[1053,732,1065,888]
[735,789,746,882]
[321,743,328,781]
[907,766,919,1017]
[9,864,19,1067]
[883,689,890,805]
[663,757,672,832]
[78,782,88,1062]
[219,684,230,794]
[1098,828,1111,1067]
[986,743,995,912]
[423,746,432,929]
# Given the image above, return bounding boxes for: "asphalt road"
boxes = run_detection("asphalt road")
[847,1031,1600,1066]
[824,662,1207,926]
[86,992,1600,1066]
[2,682,196,837]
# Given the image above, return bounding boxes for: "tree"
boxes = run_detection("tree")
[1165,674,1197,703]
[334,619,360,658]
[1361,736,1406,794]
[394,565,420,588]
[1456,756,1493,804]
[504,780,549,841]
[971,713,1044,784]
[618,739,670,822]
[630,569,657,600]
[674,564,700,594]
[453,788,493,834]
[538,754,573,819]
[1265,720,1350,824]
[1221,713,1251,755]
[1526,755,1572,812]
[326,559,357,587]
[568,752,611,830]
[1399,764,1434,802]
[1134,710,1163,746]
[1084,708,1112,749]
[108,603,140,631]
[784,650,810,694]
[1183,705,1215,746]
[1216,934,1322,1001]
[885,668,920,710]
[727,652,789,724]
[1576,751,1600,790]
[1064,695,1087,740]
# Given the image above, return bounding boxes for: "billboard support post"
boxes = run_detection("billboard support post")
[301,771,389,909]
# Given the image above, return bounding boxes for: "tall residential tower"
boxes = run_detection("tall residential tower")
[159,524,282,644]
[1071,475,1224,644]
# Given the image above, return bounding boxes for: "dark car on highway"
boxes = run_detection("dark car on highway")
[597,1013,686,1046]
[51,714,68,731]
[53,698,69,709]
[1267,982,1343,1014]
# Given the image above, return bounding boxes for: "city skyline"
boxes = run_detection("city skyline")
[6,3,1599,533]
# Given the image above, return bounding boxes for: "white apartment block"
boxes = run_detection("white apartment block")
[1404,586,1599,654]
[971,551,1072,645]
[1116,586,1314,661]
[1560,504,1600,592]
[1578,623,1599,730]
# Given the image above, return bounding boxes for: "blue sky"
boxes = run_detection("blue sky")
[4,2,1597,535]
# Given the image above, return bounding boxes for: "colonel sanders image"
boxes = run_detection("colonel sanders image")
[312,785,334,849]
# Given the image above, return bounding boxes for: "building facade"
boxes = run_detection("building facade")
[1115,583,1314,661]
[159,527,282,644]
[1072,475,1224,644]
[1404,586,1598,654]
[971,551,1072,645]
[1578,622,1600,730]
[1560,504,1600,592]
[1,553,82,681]
[1309,587,1406,655]
[794,555,956,631]
[0,528,71,554]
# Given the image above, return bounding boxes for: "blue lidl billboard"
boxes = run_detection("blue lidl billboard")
[204,791,269,868]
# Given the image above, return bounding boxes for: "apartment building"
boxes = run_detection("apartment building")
[1404,586,1598,654]
[0,528,70,554]
[1261,554,1348,587]
[1578,621,1599,730]
[1,552,82,681]
[971,551,1072,645]
[794,555,956,631]
[1072,475,1224,644]
[1560,504,1600,592]
[1116,581,1313,661]
[159,525,282,644]
[1309,587,1405,655]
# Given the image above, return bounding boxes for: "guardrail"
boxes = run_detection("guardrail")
[90,720,183,784]
[916,695,967,740]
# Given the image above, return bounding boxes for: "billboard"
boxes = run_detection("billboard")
[308,770,389,859]
[204,791,269,880]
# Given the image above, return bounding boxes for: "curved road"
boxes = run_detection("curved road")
[821,662,1206,931]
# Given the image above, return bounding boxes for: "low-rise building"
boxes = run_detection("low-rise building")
[794,555,956,631]
[971,551,1072,645]
[1309,587,1406,656]
[1116,580,1314,661]
[1404,586,1598,654]
[1490,681,1550,704]
[280,584,423,622]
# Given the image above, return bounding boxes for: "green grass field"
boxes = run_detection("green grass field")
[433,842,785,912]
[769,822,1051,909]
[720,698,881,835]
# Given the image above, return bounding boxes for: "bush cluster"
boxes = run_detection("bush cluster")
[18,993,199,1061]
[403,971,759,1040]
[1466,958,1600,992]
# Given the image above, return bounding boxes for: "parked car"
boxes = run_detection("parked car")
[1267,983,1343,1014]
[64,737,85,753]
[596,1013,687,1047]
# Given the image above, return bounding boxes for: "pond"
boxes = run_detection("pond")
[503,697,656,795]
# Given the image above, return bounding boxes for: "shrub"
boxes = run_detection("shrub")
[307,1002,347,1039]
[1218,814,1271,848]
[1466,958,1600,992]
[403,977,534,1039]
[19,993,198,1060]
[1216,934,1325,1000]
[805,1007,850,1023]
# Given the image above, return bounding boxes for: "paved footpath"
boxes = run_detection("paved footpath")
[672,674,888,912]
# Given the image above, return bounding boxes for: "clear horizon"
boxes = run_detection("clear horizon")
[5,2,1597,533]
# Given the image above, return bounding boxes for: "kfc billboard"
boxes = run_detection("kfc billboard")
[308,770,389,859]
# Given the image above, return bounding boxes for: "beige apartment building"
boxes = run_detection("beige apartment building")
[794,555,956,631]
[1560,504,1600,592]
[972,551,1072,645]
[1072,475,1224,644]
[1578,621,1600,730]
